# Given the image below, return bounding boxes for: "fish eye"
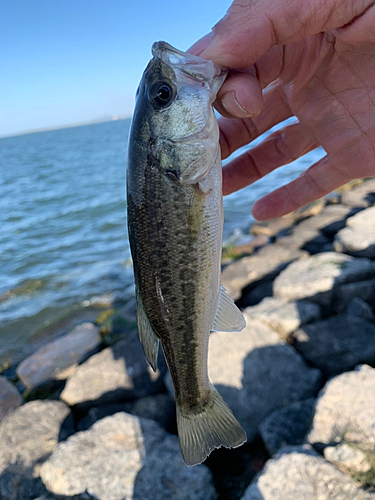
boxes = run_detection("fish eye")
[149,82,175,108]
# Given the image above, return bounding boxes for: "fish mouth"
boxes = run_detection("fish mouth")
[152,41,209,65]
[151,41,227,89]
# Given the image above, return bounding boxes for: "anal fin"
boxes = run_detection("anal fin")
[136,292,160,372]
[212,285,246,333]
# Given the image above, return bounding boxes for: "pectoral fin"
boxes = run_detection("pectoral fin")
[136,292,160,372]
[212,285,246,333]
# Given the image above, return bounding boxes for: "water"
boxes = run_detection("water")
[0,118,324,364]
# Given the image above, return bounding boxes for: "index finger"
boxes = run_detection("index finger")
[198,0,370,68]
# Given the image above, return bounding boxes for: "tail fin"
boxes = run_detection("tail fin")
[176,386,247,466]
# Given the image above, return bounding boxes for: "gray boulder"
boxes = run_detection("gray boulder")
[324,443,372,474]
[273,252,375,306]
[244,298,321,338]
[208,317,322,441]
[240,280,274,308]
[0,376,22,422]
[259,398,316,455]
[250,198,340,237]
[333,278,375,312]
[16,323,101,390]
[77,393,175,432]
[292,315,375,375]
[325,191,342,205]
[241,445,375,500]
[221,244,307,300]
[341,178,375,207]
[35,496,90,500]
[250,214,296,237]
[60,331,166,407]
[276,224,331,254]
[40,412,217,500]
[346,297,375,321]
[295,203,355,237]
[33,496,59,500]
[0,400,71,500]
[123,393,175,429]
[334,206,375,258]
[223,234,270,260]
[307,365,375,453]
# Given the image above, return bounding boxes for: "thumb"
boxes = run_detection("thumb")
[199,0,367,68]
[200,0,275,68]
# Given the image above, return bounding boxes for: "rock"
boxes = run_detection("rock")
[303,235,332,254]
[324,443,372,474]
[131,434,216,500]
[334,206,375,258]
[319,206,359,236]
[123,393,175,430]
[250,214,296,237]
[0,376,22,422]
[272,202,354,253]
[40,412,217,500]
[244,298,321,338]
[295,199,325,219]
[76,403,128,431]
[241,445,375,500]
[341,178,375,207]
[333,278,375,312]
[347,297,375,321]
[77,394,175,432]
[33,496,59,500]
[277,225,331,254]
[307,365,375,453]
[35,496,89,500]
[295,204,354,237]
[60,331,166,407]
[292,315,375,375]
[325,191,342,205]
[225,234,270,258]
[273,252,375,307]
[259,398,316,455]
[207,317,322,441]
[0,400,71,500]
[239,280,273,308]
[16,323,101,390]
[221,244,307,300]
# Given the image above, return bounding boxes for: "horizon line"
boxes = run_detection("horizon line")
[0,114,133,140]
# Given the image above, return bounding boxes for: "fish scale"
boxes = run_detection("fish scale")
[129,161,213,406]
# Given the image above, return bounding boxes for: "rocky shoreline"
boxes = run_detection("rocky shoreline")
[2,178,375,499]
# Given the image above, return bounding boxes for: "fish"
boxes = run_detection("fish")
[126,41,247,466]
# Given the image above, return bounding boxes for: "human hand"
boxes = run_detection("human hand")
[189,0,375,220]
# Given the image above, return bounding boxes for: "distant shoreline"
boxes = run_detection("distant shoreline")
[0,115,132,140]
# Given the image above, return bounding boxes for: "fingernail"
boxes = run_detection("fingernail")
[221,91,253,117]
[251,202,268,221]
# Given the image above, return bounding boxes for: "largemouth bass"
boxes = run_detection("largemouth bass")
[127,41,247,466]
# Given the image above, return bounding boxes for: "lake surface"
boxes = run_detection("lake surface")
[0,118,324,364]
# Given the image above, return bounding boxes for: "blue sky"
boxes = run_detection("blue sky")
[0,0,231,137]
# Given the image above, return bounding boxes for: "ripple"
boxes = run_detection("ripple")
[0,117,323,363]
